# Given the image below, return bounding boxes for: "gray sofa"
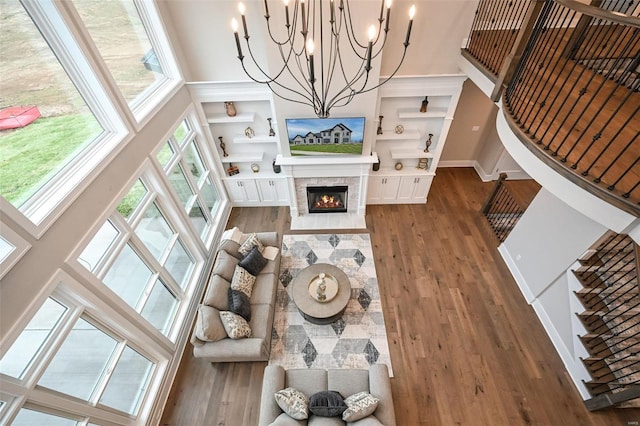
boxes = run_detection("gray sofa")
[259,364,396,426]
[190,231,280,362]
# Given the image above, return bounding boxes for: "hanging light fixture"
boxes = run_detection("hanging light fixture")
[231,0,416,118]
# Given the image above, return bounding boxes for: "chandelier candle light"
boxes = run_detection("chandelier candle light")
[231,0,416,118]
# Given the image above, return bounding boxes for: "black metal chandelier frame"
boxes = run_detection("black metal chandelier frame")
[231,0,415,118]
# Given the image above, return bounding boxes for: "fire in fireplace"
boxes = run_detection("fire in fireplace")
[307,186,348,213]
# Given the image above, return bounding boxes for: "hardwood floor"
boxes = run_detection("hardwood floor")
[160,168,639,425]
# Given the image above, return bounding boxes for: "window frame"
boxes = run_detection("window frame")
[0,271,165,426]
[0,222,31,280]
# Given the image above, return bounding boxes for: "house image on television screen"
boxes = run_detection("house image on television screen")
[286,117,365,156]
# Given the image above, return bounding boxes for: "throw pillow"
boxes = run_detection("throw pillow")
[342,392,380,422]
[231,266,257,298]
[238,232,265,257]
[228,288,251,321]
[202,275,231,310]
[309,391,347,417]
[219,311,251,339]
[238,245,268,276]
[274,387,309,420]
[194,305,227,342]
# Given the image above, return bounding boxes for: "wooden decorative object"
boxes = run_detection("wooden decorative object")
[377,115,383,135]
[417,158,428,169]
[218,136,228,157]
[424,133,433,153]
[227,163,239,176]
[420,96,429,113]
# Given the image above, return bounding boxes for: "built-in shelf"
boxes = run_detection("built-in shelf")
[233,136,278,144]
[397,107,447,119]
[372,166,436,176]
[222,171,284,179]
[207,112,255,124]
[391,150,434,160]
[221,152,264,163]
[375,129,421,140]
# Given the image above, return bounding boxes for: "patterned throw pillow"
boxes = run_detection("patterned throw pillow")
[342,392,380,422]
[238,233,265,257]
[238,245,268,276]
[309,390,347,417]
[231,266,257,298]
[219,311,251,339]
[274,387,309,420]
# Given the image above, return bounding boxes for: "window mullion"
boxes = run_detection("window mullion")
[89,341,126,407]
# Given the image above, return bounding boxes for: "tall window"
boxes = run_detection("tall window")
[72,0,170,112]
[78,176,198,339]
[0,293,157,424]
[0,0,104,214]
[157,118,221,244]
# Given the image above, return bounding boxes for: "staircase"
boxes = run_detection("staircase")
[573,232,640,410]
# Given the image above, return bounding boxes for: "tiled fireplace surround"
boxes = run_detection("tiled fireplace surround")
[275,155,377,230]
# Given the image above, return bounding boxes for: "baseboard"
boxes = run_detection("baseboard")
[437,160,476,168]
[531,299,592,400]
[497,244,535,303]
[473,161,496,182]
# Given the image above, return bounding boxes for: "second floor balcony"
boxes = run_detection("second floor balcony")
[462,0,639,217]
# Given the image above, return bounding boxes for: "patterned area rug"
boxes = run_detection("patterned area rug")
[270,234,393,376]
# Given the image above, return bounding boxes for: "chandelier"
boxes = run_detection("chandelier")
[231,0,416,118]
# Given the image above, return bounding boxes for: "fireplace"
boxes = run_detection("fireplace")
[307,186,348,213]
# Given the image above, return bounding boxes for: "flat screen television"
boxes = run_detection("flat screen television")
[286,117,365,156]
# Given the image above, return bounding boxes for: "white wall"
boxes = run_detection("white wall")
[502,188,607,299]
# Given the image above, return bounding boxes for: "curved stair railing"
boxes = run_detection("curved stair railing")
[463,0,640,216]
[573,232,640,410]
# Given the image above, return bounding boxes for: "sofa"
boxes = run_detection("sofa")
[259,364,396,426]
[190,230,280,362]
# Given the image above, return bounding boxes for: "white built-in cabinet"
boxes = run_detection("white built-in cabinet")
[368,76,465,204]
[187,82,289,206]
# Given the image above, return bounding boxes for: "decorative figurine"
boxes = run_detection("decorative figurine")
[218,136,228,157]
[267,117,275,137]
[424,133,433,153]
[316,273,327,302]
[420,96,429,113]
[245,126,255,138]
[377,115,383,135]
[224,101,237,117]
[395,125,404,134]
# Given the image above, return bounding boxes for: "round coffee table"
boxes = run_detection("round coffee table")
[291,263,351,325]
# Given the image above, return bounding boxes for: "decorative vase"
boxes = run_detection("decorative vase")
[218,136,228,157]
[267,117,275,137]
[272,159,281,174]
[224,101,237,117]
[377,115,383,135]
[420,96,429,113]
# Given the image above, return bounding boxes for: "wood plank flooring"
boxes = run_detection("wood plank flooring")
[160,168,640,425]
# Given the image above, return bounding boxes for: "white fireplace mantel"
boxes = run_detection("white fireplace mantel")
[275,154,378,230]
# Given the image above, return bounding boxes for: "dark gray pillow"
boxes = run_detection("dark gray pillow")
[309,391,347,417]
[238,245,268,276]
[228,288,251,321]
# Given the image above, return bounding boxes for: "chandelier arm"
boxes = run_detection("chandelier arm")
[326,66,369,110]
[291,48,317,101]
[342,0,368,50]
[336,45,409,102]
[244,40,294,84]
[263,0,300,46]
